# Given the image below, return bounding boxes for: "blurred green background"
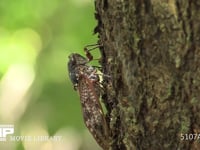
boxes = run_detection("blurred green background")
[0,0,101,149]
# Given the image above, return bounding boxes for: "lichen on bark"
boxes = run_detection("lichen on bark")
[95,0,200,149]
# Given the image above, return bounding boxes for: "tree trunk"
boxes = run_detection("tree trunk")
[95,0,200,149]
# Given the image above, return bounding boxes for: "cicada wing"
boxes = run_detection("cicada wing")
[77,77,109,149]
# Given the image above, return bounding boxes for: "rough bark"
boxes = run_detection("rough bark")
[95,0,200,149]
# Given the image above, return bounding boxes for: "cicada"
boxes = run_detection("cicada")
[68,46,109,149]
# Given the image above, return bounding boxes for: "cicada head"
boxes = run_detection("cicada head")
[68,53,88,89]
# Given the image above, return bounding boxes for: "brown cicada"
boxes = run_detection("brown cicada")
[68,45,109,149]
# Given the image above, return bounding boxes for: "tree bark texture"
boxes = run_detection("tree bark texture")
[95,0,200,149]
